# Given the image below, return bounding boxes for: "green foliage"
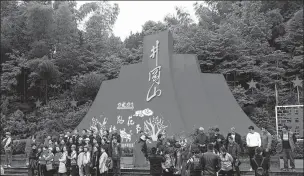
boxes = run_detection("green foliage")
[276,139,304,159]
[72,73,106,100]
[0,141,26,155]
[0,1,302,141]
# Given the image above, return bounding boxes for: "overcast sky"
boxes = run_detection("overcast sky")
[77,1,199,41]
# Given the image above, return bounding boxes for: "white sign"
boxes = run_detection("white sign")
[146,40,162,102]
[117,102,134,110]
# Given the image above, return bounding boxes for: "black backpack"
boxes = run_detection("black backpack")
[191,155,201,170]
[253,157,266,176]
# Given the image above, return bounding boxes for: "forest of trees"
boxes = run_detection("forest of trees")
[1,1,303,141]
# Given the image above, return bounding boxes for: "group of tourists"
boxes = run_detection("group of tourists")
[2,128,123,176]
[1,124,298,176]
[146,125,298,176]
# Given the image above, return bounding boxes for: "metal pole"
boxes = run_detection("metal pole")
[297,86,300,105]
[275,106,279,139]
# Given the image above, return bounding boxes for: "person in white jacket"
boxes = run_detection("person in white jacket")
[246,126,261,171]
[58,146,68,175]
[77,146,85,176]
[99,147,108,176]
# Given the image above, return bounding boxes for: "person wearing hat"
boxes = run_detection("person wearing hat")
[2,131,13,168]
[194,127,209,153]
[84,137,92,152]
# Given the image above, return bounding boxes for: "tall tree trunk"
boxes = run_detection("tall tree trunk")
[45,80,48,104]
[23,69,26,102]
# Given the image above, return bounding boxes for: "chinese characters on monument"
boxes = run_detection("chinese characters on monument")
[146,40,162,102]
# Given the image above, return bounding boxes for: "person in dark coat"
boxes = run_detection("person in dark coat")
[251,147,269,176]
[28,143,38,176]
[88,130,94,144]
[226,127,243,152]
[227,136,241,176]
[72,129,80,144]
[201,143,221,176]
[100,138,109,155]
[108,137,122,176]
[110,129,121,144]
[82,129,88,140]
[148,147,165,176]
[64,131,71,143]
[93,130,102,145]
[194,127,209,153]
[210,128,225,154]
[156,134,165,154]
[91,145,100,176]
[58,134,64,145]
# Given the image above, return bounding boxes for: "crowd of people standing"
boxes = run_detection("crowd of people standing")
[2,128,123,176]
[1,124,299,176]
[148,125,297,176]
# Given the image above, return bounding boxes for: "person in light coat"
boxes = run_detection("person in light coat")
[77,146,85,176]
[58,146,68,175]
[246,126,261,171]
[99,147,108,176]
[69,145,78,176]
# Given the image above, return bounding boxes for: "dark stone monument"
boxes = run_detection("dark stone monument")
[76,30,259,147]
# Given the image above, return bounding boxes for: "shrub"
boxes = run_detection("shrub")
[121,146,133,157]
[0,141,26,155]
[276,139,304,159]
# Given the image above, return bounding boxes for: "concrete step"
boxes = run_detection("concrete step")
[2,167,303,176]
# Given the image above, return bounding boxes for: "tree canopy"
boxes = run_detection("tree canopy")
[1,1,303,138]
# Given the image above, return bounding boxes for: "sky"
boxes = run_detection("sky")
[77,1,199,41]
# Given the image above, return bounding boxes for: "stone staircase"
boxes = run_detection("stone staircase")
[1,167,28,176]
